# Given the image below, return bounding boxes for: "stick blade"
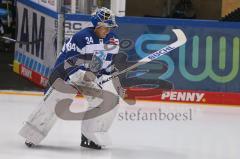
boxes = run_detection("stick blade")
[172,29,187,46]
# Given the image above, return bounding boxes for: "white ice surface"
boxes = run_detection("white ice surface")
[0,91,240,159]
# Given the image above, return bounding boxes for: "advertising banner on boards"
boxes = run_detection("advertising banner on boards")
[14,1,57,86]
[14,0,240,106]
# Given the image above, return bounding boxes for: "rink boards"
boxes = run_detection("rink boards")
[13,0,240,106]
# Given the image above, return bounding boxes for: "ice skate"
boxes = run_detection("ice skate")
[25,140,35,148]
[80,134,102,150]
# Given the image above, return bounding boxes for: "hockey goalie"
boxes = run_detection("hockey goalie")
[19,7,125,150]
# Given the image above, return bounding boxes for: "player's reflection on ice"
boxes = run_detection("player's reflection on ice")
[35,145,185,159]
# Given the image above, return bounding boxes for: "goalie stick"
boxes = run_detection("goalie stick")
[98,29,187,85]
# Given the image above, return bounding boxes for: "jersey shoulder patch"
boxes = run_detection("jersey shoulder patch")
[106,32,119,45]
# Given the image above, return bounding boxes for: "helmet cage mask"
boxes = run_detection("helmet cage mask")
[91,7,118,28]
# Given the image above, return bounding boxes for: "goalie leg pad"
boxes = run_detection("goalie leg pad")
[19,121,46,145]
[81,81,120,146]
[19,79,77,145]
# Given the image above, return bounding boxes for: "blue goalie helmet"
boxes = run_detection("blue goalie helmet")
[91,7,118,28]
